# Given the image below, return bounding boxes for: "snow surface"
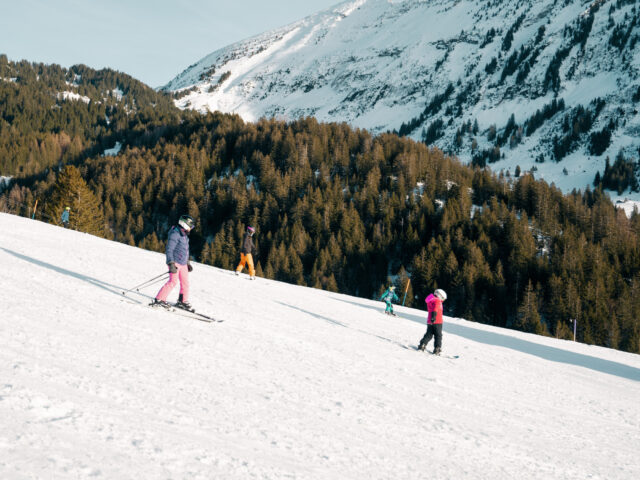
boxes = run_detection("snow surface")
[102,142,122,157]
[1,212,639,479]
[0,175,12,193]
[57,91,91,104]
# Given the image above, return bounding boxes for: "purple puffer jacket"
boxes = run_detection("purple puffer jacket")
[165,226,189,265]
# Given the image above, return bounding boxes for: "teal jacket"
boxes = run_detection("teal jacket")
[380,288,399,303]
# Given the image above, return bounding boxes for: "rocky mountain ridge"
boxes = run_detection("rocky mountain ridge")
[164,0,640,197]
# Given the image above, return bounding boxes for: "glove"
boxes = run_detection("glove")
[168,262,178,273]
[187,263,193,272]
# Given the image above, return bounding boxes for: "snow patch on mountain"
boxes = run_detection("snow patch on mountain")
[0,176,12,193]
[57,91,91,104]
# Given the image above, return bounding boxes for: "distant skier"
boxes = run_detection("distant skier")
[151,214,195,311]
[61,206,70,228]
[380,285,399,316]
[418,288,447,355]
[235,225,256,280]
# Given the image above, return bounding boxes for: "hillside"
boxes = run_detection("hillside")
[1,212,639,479]
[0,55,181,177]
[164,0,640,199]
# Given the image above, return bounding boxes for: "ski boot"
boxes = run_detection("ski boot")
[433,348,441,356]
[175,300,194,312]
[150,298,171,309]
[418,343,426,351]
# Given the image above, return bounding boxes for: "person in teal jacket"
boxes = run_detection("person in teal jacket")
[380,286,399,316]
[61,206,70,228]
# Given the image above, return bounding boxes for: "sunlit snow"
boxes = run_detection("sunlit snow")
[1,212,639,479]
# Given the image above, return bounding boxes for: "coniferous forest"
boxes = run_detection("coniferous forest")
[1,57,639,353]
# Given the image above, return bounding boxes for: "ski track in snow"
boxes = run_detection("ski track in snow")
[1,213,639,479]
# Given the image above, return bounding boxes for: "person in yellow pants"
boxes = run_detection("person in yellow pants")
[235,226,256,279]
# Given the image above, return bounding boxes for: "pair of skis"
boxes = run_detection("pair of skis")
[151,302,223,323]
[403,344,459,359]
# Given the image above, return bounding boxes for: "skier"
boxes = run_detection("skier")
[61,206,70,228]
[380,285,399,316]
[151,214,195,310]
[418,288,447,355]
[235,225,256,280]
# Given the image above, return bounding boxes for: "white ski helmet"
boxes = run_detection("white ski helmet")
[178,214,195,232]
[434,289,447,301]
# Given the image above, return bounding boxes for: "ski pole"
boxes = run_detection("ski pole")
[141,275,172,290]
[122,272,169,295]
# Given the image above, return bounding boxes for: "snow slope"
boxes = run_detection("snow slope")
[164,0,640,202]
[1,212,639,479]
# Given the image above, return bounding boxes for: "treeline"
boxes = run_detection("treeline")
[2,59,640,353]
[594,151,640,194]
[0,55,181,176]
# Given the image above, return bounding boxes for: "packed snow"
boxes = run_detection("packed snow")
[1,212,639,479]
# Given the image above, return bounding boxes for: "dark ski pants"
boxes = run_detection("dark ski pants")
[419,323,442,350]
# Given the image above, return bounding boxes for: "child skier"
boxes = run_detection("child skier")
[380,285,399,316]
[61,206,70,228]
[235,226,256,280]
[418,288,447,355]
[151,214,195,311]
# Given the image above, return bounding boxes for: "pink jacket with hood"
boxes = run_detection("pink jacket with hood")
[425,294,443,324]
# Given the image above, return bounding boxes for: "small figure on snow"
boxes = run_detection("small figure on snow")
[235,225,256,280]
[418,288,447,355]
[380,285,399,316]
[151,214,195,311]
[61,206,70,228]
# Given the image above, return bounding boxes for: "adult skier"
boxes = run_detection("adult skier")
[380,285,399,316]
[151,214,195,310]
[235,226,256,280]
[61,206,70,228]
[418,288,447,355]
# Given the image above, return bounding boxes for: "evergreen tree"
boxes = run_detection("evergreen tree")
[516,281,545,334]
[45,165,105,236]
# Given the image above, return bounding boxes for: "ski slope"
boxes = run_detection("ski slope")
[1,212,639,479]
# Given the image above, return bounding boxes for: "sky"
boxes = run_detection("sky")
[0,0,341,88]
[1,211,639,479]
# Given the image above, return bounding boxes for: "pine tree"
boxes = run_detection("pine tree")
[45,165,105,236]
[516,280,545,334]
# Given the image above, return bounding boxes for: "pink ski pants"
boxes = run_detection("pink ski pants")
[155,263,189,302]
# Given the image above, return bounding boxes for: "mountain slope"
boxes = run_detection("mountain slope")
[0,56,180,177]
[164,0,640,198]
[1,212,639,479]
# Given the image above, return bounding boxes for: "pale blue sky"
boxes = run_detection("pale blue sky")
[0,0,341,88]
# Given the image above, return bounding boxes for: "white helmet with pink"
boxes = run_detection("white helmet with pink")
[434,289,447,301]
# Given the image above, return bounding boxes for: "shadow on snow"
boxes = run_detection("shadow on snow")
[329,295,640,382]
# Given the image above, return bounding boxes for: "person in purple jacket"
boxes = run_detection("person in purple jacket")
[151,214,195,311]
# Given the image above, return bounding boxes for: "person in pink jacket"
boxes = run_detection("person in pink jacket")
[418,288,447,354]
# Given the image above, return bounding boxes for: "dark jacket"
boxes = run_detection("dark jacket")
[241,233,254,255]
[165,226,190,265]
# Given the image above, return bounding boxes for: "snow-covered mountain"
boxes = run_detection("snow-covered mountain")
[164,0,640,198]
[2,212,639,479]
